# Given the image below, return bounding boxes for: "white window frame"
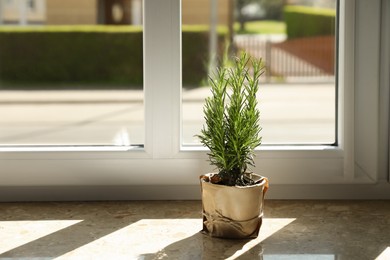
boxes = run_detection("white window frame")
[0,0,389,200]
[379,0,390,182]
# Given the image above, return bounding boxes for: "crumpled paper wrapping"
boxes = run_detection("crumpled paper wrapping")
[200,173,268,239]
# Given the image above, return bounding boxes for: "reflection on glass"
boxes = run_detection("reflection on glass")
[0,0,144,146]
[182,0,337,145]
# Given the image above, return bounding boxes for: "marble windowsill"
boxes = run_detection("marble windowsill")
[0,200,389,259]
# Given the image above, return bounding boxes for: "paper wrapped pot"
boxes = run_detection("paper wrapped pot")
[200,173,269,239]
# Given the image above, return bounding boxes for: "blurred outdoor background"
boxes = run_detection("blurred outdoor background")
[0,0,337,146]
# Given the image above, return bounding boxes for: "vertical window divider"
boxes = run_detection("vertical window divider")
[353,0,381,182]
[379,0,390,182]
[144,0,181,158]
[338,0,355,180]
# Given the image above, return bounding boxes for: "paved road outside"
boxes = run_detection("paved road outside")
[0,83,335,147]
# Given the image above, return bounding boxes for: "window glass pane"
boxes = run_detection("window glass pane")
[0,0,143,146]
[182,0,337,145]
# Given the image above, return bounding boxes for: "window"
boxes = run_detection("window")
[28,0,35,10]
[182,0,337,145]
[0,0,144,147]
[0,0,387,199]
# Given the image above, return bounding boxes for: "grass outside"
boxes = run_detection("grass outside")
[0,25,143,33]
[234,20,286,35]
[0,22,282,35]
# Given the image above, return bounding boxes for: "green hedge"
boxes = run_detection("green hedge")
[283,5,336,39]
[182,25,227,86]
[0,26,227,88]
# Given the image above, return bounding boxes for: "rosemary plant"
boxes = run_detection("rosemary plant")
[197,52,264,186]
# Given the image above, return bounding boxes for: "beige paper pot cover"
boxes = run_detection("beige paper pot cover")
[200,173,268,239]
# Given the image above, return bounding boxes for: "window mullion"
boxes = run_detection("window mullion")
[144,0,181,158]
[379,0,390,181]
[338,0,355,179]
[354,0,381,181]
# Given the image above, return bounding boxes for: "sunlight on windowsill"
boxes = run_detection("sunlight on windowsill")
[376,247,390,260]
[50,218,296,259]
[0,220,83,254]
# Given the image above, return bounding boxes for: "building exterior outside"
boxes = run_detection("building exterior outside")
[46,0,97,25]
[182,0,230,26]
[0,0,45,25]
[0,0,230,26]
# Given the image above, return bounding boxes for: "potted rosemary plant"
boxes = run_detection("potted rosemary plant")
[197,52,269,239]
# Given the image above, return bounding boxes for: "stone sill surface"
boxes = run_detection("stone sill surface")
[0,200,389,259]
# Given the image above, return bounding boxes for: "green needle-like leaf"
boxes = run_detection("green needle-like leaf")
[196,52,265,186]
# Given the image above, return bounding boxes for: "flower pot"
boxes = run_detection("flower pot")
[200,173,269,239]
